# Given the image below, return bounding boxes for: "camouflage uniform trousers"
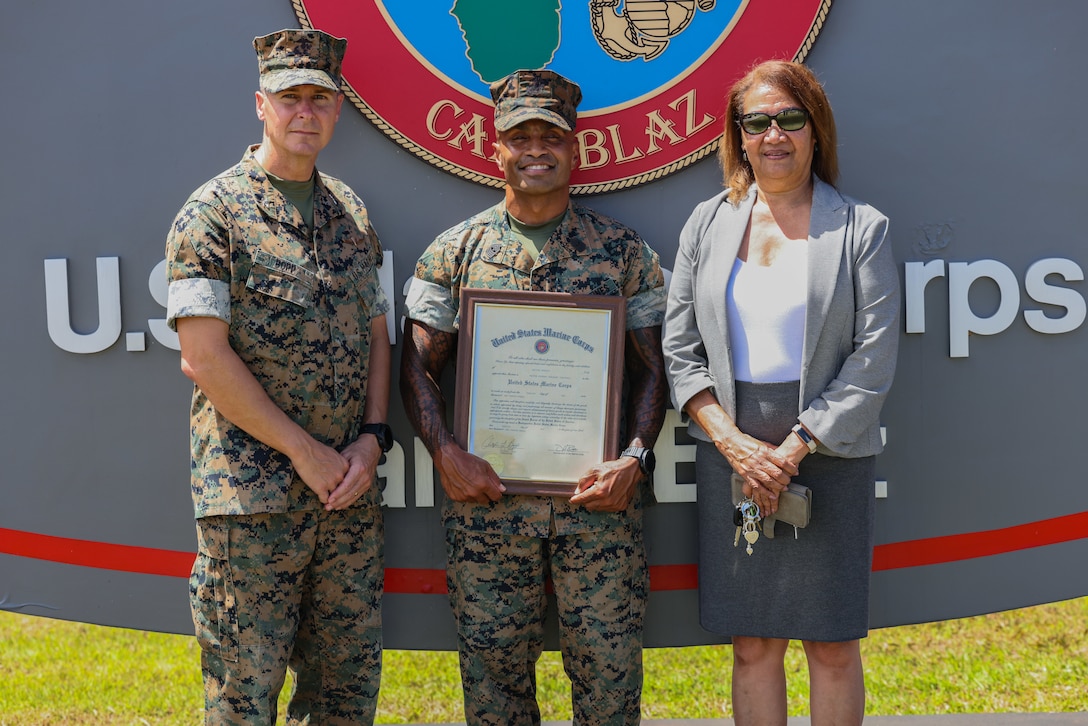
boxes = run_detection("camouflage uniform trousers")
[190,506,384,725]
[446,519,647,726]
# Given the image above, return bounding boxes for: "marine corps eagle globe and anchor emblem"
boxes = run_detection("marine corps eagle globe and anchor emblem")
[292,0,830,193]
[590,0,717,61]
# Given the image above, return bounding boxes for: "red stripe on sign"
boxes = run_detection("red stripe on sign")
[0,527,195,578]
[384,567,447,594]
[3,511,1088,590]
[649,563,699,591]
[870,510,1088,572]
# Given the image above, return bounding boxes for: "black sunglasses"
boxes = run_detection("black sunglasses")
[737,107,808,135]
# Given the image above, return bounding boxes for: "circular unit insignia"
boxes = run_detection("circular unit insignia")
[535,339,550,354]
[293,0,831,194]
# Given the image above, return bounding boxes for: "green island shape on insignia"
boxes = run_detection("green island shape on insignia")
[451,0,562,82]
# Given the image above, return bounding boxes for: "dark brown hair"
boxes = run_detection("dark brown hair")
[719,60,839,204]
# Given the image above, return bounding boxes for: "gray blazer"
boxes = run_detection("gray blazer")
[662,178,900,458]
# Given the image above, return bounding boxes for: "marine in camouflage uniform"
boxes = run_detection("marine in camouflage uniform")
[165,29,391,725]
[401,70,667,726]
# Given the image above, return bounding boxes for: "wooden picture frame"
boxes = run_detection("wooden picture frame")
[453,288,626,496]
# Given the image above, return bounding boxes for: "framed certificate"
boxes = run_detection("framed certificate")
[453,289,626,496]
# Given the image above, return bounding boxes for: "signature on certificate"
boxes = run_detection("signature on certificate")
[480,435,521,454]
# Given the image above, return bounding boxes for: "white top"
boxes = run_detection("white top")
[726,246,808,383]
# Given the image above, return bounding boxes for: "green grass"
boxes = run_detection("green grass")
[2,597,1086,724]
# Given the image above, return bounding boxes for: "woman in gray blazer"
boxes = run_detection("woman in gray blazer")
[662,61,900,726]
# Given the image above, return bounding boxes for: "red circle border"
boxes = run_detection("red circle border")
[294,0,831,192]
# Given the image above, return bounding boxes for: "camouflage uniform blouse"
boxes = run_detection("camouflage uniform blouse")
[165,146,389,518]
[406,200,665,537]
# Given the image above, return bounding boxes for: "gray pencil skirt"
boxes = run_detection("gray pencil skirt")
[695,380,876,642]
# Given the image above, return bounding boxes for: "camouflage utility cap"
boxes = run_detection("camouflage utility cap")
[490,69,582,132]
[254,29,346,93]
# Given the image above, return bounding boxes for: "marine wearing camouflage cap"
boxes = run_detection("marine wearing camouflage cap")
[405,63,664,726]
[405,196,664,725]
[490,69,582,132]
[169,25,387,725]
[253,28,347,93]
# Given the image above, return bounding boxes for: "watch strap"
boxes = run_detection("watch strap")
[791,424,818,453]
[620,445,655,476]
[361,423,394,453]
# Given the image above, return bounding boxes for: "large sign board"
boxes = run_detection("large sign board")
[292,0,829,193]
[2,0,1087,649]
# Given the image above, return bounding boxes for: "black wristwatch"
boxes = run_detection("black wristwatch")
[620,446,656,477]
[360,423,394,453]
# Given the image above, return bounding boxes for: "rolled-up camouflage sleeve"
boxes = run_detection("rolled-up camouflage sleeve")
[404,233,461,332]
[625,236,666,330]
[626,286,666,330]
[167,278,231,330]
[165,199,232,331]
[404,277,457,332]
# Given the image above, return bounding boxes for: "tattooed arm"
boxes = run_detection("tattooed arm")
[571,325,666,512]
[399,318,505,503]
[622,325,668,450]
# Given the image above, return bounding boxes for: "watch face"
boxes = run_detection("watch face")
[643,449,656,475]
[364,424,393,452]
